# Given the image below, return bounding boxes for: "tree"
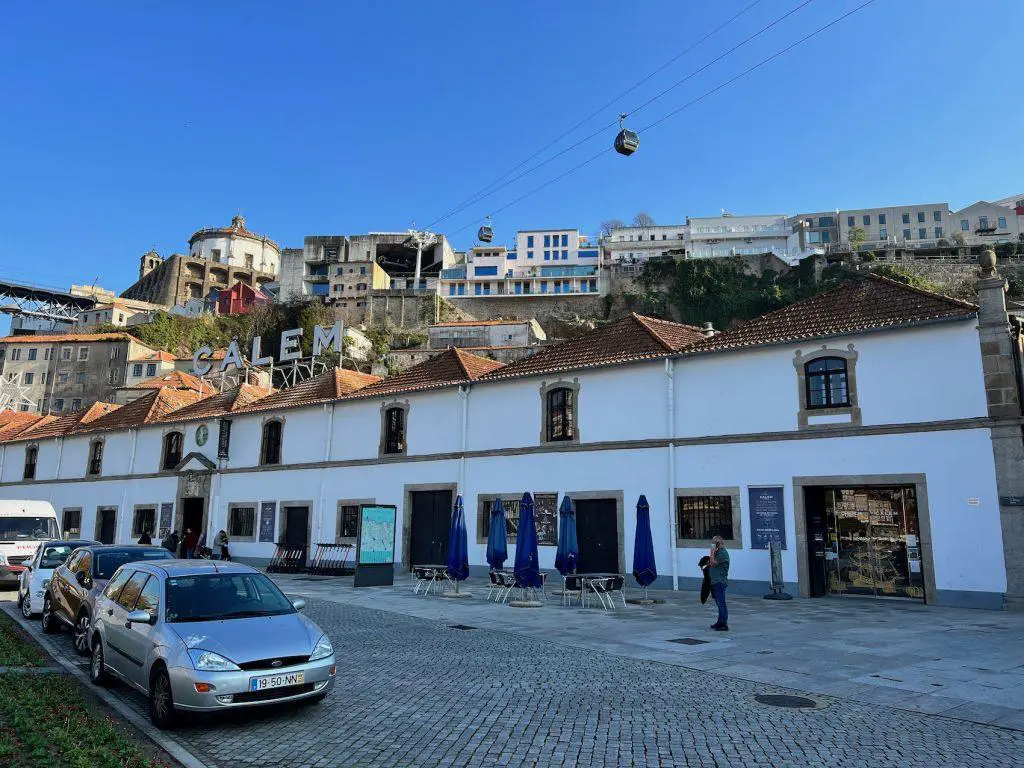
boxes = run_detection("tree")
[847,227,867,256]
[598,219,625,238]
[632,212,656,228]
[951,231,967,247]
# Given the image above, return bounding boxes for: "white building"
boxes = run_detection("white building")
[0,272,1020,611]
[440,229,602,298]
[950,201,1022,248]
[602,224,687,266]
[837,203,950,251]
[188,214,281,276]
[686,214,820,265]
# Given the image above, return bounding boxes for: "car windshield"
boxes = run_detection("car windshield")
[165,573,295,623]
[0,517,58,541]
[40,544,77,569]
[94,549,173,580]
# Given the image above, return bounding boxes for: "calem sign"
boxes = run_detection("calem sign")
[193,322,343,375]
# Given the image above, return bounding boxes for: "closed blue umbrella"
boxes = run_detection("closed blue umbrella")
[555,495,579,576]
[632,494,658,601]
[513,492,542,590]
[447,495,469,591]
[486,497,508,570]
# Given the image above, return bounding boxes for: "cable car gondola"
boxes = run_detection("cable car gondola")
[614,112,639,156]
[478,215,494,243]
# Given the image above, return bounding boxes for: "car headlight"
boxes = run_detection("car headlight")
[309,634,333,662]
[187,649,240,672]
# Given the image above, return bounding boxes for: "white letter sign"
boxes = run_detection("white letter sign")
[313,322,343,356]
[280,328,303,362]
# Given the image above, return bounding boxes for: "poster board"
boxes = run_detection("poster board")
[354,504,397,587]
[158,503,174,539]
[748,486,786,550]
[258,502,277,543]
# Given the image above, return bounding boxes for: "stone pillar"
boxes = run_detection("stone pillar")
[976,248,1024,610]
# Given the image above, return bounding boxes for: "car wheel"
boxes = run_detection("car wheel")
[73,611,91,656]
[90,638,109,687]
[149,668,177,730]
[41,595,58,634]
[20,591,33,619]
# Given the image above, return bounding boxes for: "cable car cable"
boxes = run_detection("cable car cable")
[444,0,878,239]
[426,0,819,230]
[425,0,767,229]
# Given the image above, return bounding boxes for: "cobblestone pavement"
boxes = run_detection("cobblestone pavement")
[15,595,1024,768]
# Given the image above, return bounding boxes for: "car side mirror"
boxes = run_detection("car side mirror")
[126,609,155,625]
[75,571,87,586]
[291,598,306,611]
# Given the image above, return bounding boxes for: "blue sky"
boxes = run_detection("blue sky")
[1,0,1021,295]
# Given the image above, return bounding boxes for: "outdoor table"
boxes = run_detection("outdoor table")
[413,565,453,596]
[575,573,624,609]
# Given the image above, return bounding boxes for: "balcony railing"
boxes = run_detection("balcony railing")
[539,265,598,277]
[441,266,467,279]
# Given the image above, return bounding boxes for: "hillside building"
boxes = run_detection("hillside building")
[602,224,687,265]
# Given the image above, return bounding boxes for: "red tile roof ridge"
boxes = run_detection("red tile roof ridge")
[629,313,705,352]
[0,332,144,344]
[452,348,505,380]
[860,271,978,311]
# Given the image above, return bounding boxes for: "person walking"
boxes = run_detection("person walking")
[708,535,730,632]
[213,529,231,561]
[182,528,198,559]
[138,528,152,545]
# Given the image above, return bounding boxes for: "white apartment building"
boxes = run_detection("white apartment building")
[602,224,687,265]
[951,201,1022,247]
[188,214,281,276]
[440,229,602,298]
[686,214,820,265]
[837,203,950,251]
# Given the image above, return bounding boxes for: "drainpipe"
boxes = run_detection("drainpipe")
[665,358,679,590]
[49,437,66,508]
[314,402,336,547]
[458,385,469,495]
[117,428,138,543]
[0,444,5,482]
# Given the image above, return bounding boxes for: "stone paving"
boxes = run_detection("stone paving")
[8,583,1024,768]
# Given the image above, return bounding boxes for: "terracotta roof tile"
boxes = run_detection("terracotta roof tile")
[79,388,206,434]
[129,371,211,394]
[683,274,977,356]
[13,403,123,442]
[235,368,381,414]
[159,384,275,423]
[480,314,704,381]
[0,412,55,442]
[142,350,177,363]
[0,332,145,344]
[348,348,503,399]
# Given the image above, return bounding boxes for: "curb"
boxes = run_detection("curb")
[1,604,210,768]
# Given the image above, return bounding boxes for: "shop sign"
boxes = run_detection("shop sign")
[748,486,786,550]
[193,322,342,375]
[259,502,277,543]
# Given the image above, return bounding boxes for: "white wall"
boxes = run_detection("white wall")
[190,234,280,275]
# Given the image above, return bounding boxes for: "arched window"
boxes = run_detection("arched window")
[260,419,283,466]
[162,431,183,470]
[23,445,38,480]
[87,439,104,476]
[383,407,405,455]
[546,387,574,442]
[805,357,849,409]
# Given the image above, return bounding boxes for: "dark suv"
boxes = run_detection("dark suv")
[42,545,174,655]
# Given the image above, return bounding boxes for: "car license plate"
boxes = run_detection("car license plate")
[249,671,304,692]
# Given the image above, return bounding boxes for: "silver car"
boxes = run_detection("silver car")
[89,560,336,729]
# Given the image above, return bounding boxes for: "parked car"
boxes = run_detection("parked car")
[42,545,174,655]
[89,560,336,729]
[17,539,98,618]
[0,500,61,587]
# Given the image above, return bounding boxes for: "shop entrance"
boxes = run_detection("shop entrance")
[95,508,116,545]
[804,486,924,601]
[575,498,619,574]
[180,498,205,541]
[409,490,451,567]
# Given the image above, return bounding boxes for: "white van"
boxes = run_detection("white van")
[0,500,61,585]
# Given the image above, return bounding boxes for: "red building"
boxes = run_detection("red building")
[215,281,271,315]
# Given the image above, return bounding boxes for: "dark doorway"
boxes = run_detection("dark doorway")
[283,506,310,560]
[96,508,116,545]
[409,490,452,567]
[181,498,204,541]
[803,488,829,598]
[575,498,619,574]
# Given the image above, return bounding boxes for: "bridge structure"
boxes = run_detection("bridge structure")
[0,280,96,323]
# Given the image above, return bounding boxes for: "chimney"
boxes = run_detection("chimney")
[701,321,716,338]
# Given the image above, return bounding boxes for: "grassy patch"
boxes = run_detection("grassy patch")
[0,612,46,667]
[0,672,171,768]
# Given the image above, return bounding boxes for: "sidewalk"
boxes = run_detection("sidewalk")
[272,573,1024,731]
